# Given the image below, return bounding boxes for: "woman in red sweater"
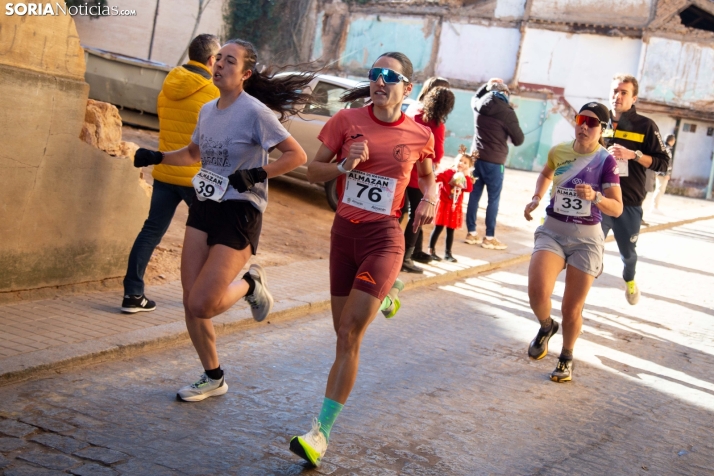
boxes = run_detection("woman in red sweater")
[401,86,455,272]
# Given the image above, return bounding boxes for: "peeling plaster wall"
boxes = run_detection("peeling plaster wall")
[339,14,437,75]
[494,0,527,19]
[0,15,150,294]
[671,120,714,184]
[639,37,714,110]
[436,23,521,83]
[529,0,654,27]
[517,28,642,107]
[73,0,227,66]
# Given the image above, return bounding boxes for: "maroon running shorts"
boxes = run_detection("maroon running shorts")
[329,214,405,301]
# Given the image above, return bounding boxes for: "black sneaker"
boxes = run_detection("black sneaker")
[528,320,559,360]
[121,294,156,313]
[412,251,432,264]
[401,258,424,274]
[550,358,573,383]
[430,253,442,262]
[444,251,457,263]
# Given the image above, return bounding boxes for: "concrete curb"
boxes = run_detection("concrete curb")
[1,213,712,386]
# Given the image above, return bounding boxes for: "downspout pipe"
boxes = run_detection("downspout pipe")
[706,150,714,200]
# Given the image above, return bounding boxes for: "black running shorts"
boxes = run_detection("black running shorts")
[186,199,261,254]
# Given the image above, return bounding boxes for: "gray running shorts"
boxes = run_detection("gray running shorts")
[533,217,605,277]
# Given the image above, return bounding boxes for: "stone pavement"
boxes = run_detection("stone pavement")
[1,168,713,384]
[0,218,711,475]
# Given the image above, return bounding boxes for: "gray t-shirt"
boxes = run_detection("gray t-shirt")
[191,91,290,212]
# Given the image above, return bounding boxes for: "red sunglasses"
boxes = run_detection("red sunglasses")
[575,114,605,128]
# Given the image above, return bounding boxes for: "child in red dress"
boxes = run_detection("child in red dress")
[428,153,475,262]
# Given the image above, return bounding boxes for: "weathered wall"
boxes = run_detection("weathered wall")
[670,120,714,184]
[338,14,438,77]
[73,0,226,65]
[309,0,714,185]
[0,14,151,293]
[638,36,714,111]
[529,0,654,26]
[517,28,642,107]
[436,22,521,83]
[494,0,527,19]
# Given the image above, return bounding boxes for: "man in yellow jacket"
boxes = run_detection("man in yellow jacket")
[121,34,220,313]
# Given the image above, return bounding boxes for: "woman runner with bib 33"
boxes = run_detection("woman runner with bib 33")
[288,52,437,467]
[132,39,315,402]
[523,102,623,383]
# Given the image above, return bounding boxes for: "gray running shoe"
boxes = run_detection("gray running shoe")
[550,358,573,383]
[246,264,274,322]
[176,373,228,402]
[528,320,559,360]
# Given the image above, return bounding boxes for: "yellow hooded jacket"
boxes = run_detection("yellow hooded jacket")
[152,60,219,187]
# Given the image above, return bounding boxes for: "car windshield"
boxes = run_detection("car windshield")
[306,81,347,117]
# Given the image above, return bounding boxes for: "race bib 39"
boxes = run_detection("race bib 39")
[192,168,229,202]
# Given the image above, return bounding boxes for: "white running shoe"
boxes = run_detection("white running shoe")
[245,264,274,322]
[290,418,328,467]
[176,373,228,402]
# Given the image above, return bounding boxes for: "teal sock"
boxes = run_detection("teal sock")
[317,397,344,442]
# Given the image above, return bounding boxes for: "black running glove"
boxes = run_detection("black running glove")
[228,167,268,193]
[133,148,164,168]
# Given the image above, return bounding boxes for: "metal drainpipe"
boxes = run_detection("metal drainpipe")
[148,0,160,60]
[706,149,714,200]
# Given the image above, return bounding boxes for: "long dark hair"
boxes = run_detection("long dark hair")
[340,52,414,103]
[417,76,450,102]
[225,39,319,120]
[421,86,455,125]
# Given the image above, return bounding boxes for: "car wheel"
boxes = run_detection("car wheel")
[324,179,338,211]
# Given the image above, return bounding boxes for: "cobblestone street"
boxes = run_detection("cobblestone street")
[1,219,713,475]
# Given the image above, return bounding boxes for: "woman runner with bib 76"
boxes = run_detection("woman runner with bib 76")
[288,52,437,467]
[524,102,623,383]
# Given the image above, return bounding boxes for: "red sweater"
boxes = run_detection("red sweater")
[409,113,445,188]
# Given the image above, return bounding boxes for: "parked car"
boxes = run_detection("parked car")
[270,73,416,210]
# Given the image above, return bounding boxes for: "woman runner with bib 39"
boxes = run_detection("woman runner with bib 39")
[132,39,315,402]
[288,53,437,467]
[523,102,623,383]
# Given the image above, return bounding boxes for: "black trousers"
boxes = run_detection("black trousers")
[403,186,424,252]
[601,205,642,282]
[429,226,454,253]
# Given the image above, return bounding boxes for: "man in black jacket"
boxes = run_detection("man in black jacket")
[602,74,670,305]
[465,79,524,250]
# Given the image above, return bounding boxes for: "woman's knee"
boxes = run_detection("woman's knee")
[528,284,551,307]
[187,295,218,320]
[335,320,367,355]
[561,303,583,322]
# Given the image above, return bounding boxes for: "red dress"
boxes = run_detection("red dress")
[434,169,473,229]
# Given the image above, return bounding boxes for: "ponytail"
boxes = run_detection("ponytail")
[340,84,370,103]
[225,39,320,121]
